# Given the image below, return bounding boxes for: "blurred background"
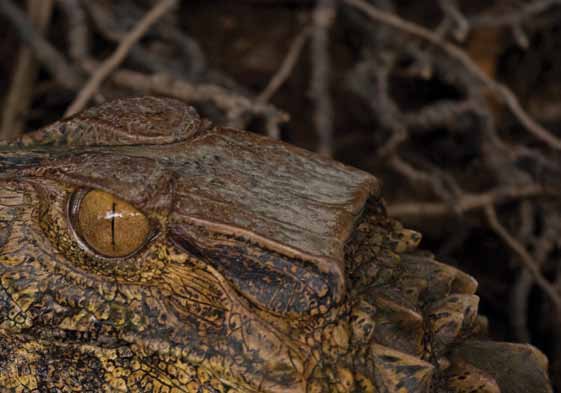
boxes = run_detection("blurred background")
[1,0,560,389]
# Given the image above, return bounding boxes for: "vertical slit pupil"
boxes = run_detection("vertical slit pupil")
[74,189,152,257]
[111,202,116,250]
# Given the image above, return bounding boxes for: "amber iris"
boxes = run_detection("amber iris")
[74,190,151,257]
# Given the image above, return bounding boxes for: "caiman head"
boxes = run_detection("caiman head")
[0,97,552,393]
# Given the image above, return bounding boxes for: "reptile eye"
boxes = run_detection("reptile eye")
[69,190,153,258]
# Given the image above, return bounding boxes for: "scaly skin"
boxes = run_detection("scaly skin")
[0,97,553,393]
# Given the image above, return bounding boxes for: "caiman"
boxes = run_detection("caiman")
[0,96,553,392]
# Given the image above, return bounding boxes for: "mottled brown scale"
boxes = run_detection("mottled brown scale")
[0,97,553,392]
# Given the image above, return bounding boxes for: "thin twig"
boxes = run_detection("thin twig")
[511,203,561,341]
[388,184,549,217]
[511,24,530,49]
[0,0,81,89]
[65,0,177,116]
[256,26,310,139]
[57,0,90,68]
[470,0,561,28]
[485,204,561,312]
[347,58,411,158]
[157,24,207,80]
[403,99,478,129]
[437,0,469,41]
[510,201,535,342]
[344,0,561,151]
[108,68,287,126]
[258,27,311,105]
[311,0,336,156]
[512,269,533,342]
[389,155,462,205]
[1,0,54,141]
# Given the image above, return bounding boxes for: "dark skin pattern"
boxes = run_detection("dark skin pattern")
[0,97,553,393]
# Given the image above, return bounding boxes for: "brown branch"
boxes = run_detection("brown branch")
[343,0,561,151]
[470,0,561,28]
[388,184,549,217]
[58,0,90,68]
[108,68,287,127]
[64,0,178,116]
[403,99,478,130]
[510,201,536,342]
[389,156,462,204]
[347,58,410,158]
[0,0,81,89]
[437,0,469,41]
[0,0,54,141]
[511,269,533,342]
[157,24,207,80]
[511,203,561,341]
[311,0,336,156]
[485,204,561,312]
[258,27,311,105]
[256,26,310,139]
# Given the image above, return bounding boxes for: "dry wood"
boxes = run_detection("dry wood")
[64,0,178,116]
[485,204,561,312]
[0,0,54,141]
[0,0,81,88]
[344,0,561,151]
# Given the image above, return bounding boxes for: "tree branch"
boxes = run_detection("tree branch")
[65,0,177,116]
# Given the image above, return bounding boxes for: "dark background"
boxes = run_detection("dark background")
[1,0,560,389]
